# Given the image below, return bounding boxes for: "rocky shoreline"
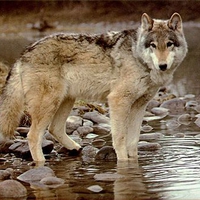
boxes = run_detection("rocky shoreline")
[0,86,200,197]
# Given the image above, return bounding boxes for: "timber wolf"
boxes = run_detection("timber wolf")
[0,13,187,162]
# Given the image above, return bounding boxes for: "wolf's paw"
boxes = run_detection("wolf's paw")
[95,146,117,160]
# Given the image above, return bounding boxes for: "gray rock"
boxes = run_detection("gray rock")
[95,146,117,160]
[0,180,27,198]
[91,139,106,148]
[138,141,161,151]
[83,111,110,124]
[40,176,65,188]
[146,100,160,112]
[139,132,163,141]
[9,139,54,159]
[160,98,186,115]
[82,145,98,158]
[87,185,103,193]
[77,126,93,137]
[17,166,55,183]
[66,116,83,134]
[83,119,94,127]
[0,169,11,180]
[151,107,169,116]
[93,123,111,135]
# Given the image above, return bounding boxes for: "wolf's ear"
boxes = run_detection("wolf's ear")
[141,13,153,31]
[168,13,182,31]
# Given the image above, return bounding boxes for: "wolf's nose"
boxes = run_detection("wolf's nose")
[159,64,167,71]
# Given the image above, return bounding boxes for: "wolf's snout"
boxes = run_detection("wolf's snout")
[159,64,167,71]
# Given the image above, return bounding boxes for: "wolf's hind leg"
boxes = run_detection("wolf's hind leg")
[48,98,81,151]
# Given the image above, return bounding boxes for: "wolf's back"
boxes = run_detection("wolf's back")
[0,61,24,141]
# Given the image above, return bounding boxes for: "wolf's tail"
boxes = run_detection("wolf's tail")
[0,61,24,141]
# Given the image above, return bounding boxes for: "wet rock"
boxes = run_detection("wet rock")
[93,123,111,135]
[0,169,12,180]
[0,140,14,153]
[138,141,161,151]
[174,133,185,138]
[57,146,82,156]
[178,114,192,125]
[40,176,65,188]
[66,116,83,134]
[17,166,55,183]
[146,100,160,112]
[166,120,180,129]
[16,127,30,136]
[77,126,93,137]
[83,119,94,127]
[185,100,198,109]
[139,132,163,141]
[0,180,27,198]
[95,146,117,160]
[85,133,98,139]
[141,124,153,132]
[83,111,110,124]
[82,145,98,158]
[151,107,169,116]
[194,117,200,127]
[9,139,54,159]
[160,98,186,115]
[87,185,103,193]
[91,139,106,148]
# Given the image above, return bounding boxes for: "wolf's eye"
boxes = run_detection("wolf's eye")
[150,43,156,48]
[167,41,174,48]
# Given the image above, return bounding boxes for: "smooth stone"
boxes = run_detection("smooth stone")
[93,123,111,135]
[82,145,98,158]
[40,176,65,188]
[91,139,106,148]
[0,169,11,180]
[83,111,110,124]
[85,133,98,139]
[83,119,94,127]
[0,180,27,198]
[77,126,93,137]
[9,139,54,159]
[16,127,30,136]
[151,107,169,116]
[194,117,200,127]
[177,114,192,125]
[138,141,161,151]
[87,185,103,193]
[95,146,117,160]
[139,132,163,141]
[17,166,55,183]
[185,100,198,109]
[160,98,186,115]
[166,120,180,129]
[66,116,83,134]
[141,124,153,132]
[146,100,160,112]
[174,133,185,138]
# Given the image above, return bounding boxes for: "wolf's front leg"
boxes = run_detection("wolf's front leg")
[126,101,147,159]
[108,93,133,160]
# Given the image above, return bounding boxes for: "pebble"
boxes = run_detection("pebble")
[82,145,98,158]
[77,126,93,137]
[151,107,169,116]
[174,133,185,138]
[0,180,27,198]
[87,185,103,193]
[66,116,83,134]
[141,124,153,132]
[83,111,110,124]
[138,141,161,151]
[177,114,192,125]
[139,132,163,141]
[93,123,111,135]
[0,169,11,180]
[91,139,106,148]
[40,176,65,188]
[146,100,160,112]
[166,120,180,129]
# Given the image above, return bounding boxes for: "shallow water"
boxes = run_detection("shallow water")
[0,22,200,200]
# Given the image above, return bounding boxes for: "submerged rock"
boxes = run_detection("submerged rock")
[95,146,117,160]
[17,166,55,183]
[0,180,27,198]
[40,176,65,188]
[138,141,161,151]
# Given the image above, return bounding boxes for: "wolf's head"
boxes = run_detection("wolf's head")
[136,13,187,72]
